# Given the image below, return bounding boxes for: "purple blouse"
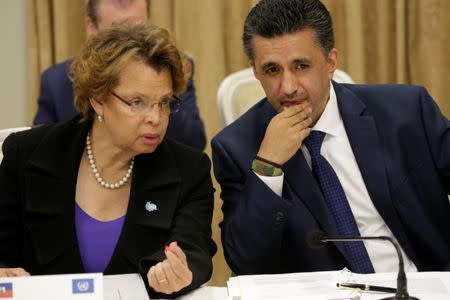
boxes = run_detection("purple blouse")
[75,203,125,273]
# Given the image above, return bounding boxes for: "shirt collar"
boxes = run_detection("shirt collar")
[312,81,344,137]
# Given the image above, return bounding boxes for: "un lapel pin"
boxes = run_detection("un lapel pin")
[145,201,157,212]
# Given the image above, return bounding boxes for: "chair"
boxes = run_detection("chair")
[0,127,30,162]
[217,68,354,126]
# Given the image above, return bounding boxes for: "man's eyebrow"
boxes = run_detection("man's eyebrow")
[293,58,312,64]
[260,57,313,70]
[260,61,278,70]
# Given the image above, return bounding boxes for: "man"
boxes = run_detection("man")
[34,0,206,150]
[212,0,450,275]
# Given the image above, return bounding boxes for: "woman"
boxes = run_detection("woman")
[0,23,216,298]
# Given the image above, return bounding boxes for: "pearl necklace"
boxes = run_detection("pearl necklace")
[86,132,134,189]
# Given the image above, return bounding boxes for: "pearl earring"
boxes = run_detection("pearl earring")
[97,114,103,122]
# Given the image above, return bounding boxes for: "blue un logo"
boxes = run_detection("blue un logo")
[72,278,94,294]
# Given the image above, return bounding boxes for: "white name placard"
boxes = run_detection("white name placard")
[0,273,102,300]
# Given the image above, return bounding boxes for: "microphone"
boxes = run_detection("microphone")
[307,230,419,300]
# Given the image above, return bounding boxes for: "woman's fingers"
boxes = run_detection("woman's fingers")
[146,242,192,295]
[147,264,169,294]
[0,268,30,277]
[165,249,192,285]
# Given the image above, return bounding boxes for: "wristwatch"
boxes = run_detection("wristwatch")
[251,159,283,176]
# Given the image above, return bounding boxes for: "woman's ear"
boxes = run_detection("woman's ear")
[89,96,104,117]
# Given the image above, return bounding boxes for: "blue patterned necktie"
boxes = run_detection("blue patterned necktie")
[303,131,374,273]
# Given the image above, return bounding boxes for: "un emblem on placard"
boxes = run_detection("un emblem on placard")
[72,278,94,294]
[77,281,89,292]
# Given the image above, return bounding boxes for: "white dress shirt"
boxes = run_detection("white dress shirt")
[255,83,417,272]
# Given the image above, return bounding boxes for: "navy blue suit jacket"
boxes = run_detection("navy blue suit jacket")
[34,59,207,151]
[211,81,450,275]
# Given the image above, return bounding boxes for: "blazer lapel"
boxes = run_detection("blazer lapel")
[334,82,416,261]
[25,119,88,272]
[257,100,344,254]
[283,150,345,259]
[129,141,181,229]
[106,140,181,272]
[283,152,341,233]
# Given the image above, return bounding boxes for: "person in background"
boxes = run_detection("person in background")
[33,0,207,151]
[0,23,216,298]
[212,0,450,275]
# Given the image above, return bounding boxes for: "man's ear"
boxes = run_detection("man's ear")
[251,60,259,80]
[86,17,98,36]
[327,48,338,80]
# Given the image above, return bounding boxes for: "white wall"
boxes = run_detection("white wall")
[0,0,27,128]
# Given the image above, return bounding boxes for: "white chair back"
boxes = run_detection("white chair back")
[217,68,354,126]
[0,127,30,162]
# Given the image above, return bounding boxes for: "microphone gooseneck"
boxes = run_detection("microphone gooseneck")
[307,230,419,300]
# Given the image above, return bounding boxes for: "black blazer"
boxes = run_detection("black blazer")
[0,117,216,298]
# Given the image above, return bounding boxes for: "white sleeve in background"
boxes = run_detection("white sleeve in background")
[253,171,284,197]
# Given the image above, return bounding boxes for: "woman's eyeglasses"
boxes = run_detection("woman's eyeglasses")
[111,91,182,115]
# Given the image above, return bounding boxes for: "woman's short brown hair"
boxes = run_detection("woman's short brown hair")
[71,22,190,121]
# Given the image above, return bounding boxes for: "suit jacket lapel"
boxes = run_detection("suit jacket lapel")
[283,152,342,239]
[25,118,88,272]
[258,100,344,254]
[106,140,181,273]
[334,82,416,262]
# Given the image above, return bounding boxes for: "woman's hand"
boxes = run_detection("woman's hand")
[0,268,30,277]
[147,241,193,295]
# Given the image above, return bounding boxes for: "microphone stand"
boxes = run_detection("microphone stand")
[320,235,419,300]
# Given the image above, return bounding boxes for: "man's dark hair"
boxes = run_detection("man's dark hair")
[87,0,151,27]
[243,0,334,61]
